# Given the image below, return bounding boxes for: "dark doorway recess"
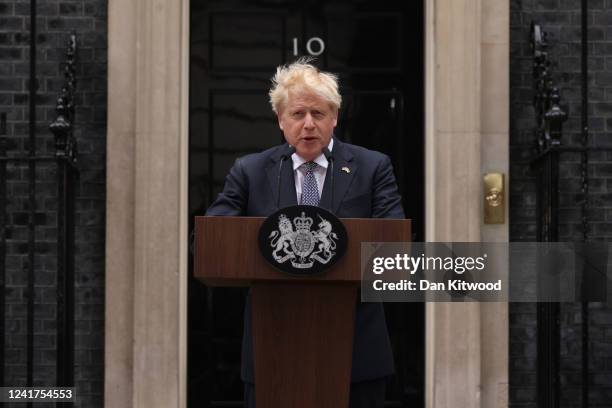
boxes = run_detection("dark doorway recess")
[189,1,424,406]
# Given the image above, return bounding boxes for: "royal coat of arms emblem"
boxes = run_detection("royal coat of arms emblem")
[259,205,348,276]
[269,211,338,268]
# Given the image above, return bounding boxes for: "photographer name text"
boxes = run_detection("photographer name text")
[372,279,503,291]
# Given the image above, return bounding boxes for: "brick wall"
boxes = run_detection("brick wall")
[510,0,612,407]
[0,1,106,407]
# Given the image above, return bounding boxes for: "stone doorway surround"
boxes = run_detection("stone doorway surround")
[104,0,509,407]
[105,0,189,406]
[425,1,509,408]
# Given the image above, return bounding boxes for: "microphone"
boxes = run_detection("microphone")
[277,145,296,209]
[322,147,334,212]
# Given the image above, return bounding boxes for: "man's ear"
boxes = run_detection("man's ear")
[277,114,283,130]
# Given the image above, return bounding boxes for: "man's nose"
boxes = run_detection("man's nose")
[303,113,315,128]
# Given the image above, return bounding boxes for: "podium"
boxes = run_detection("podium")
[194,216,410,407]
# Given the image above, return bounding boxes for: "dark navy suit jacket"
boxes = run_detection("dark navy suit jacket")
[205,138,405,383]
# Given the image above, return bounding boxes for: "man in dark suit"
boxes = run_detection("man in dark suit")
[205,58,405,408]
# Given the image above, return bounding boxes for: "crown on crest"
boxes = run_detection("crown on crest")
[293,212,313,230]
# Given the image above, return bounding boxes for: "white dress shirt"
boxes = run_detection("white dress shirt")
[291,138,334,203]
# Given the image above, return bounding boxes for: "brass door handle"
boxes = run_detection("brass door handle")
[484,173,505,224]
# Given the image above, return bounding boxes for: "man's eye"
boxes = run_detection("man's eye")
[292,111,304,117]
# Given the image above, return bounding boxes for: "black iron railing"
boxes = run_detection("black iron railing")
[530,22,565,408]
[0,112,6,391]
[530,3,612,406]
[49,33,78,396]
[0,30,78,406]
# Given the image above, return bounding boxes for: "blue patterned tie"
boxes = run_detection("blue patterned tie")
[300,161,320,206]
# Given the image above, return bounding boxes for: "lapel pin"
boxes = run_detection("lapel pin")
[341,166,351,174]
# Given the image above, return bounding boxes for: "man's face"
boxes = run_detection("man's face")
[277,91,338,161]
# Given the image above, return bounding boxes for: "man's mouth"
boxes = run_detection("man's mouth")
[302,136,318,142]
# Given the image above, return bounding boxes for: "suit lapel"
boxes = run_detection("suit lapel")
[265,145,298,210]
[320,139,356,214]
[279,158,298,207]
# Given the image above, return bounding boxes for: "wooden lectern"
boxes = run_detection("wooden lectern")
[194,216,410,408]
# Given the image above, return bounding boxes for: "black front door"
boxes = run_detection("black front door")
[189,0,424,406]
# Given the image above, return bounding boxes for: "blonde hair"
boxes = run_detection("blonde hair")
[269,57,342,114]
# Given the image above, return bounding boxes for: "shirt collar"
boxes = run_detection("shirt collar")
[292,138,334,171]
